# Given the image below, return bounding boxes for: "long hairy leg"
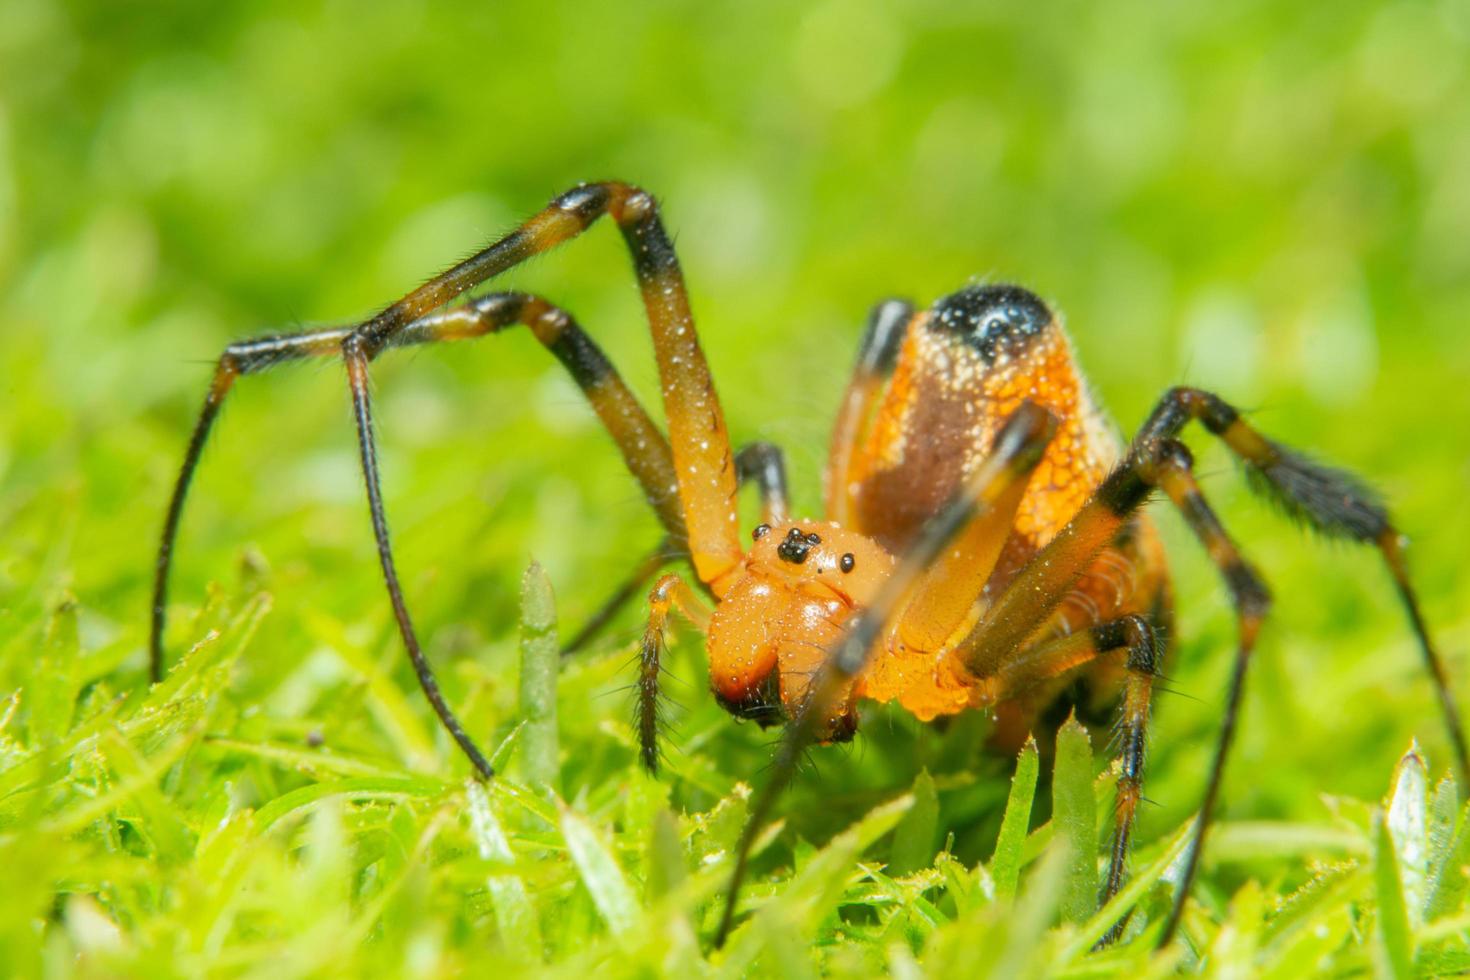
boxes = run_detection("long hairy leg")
[152,291,680,776]
[1134,386,1468,784]
[954,386,1458,947]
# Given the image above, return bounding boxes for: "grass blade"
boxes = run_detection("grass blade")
[889,767,939,876]
[467,780,542,962]
[559,800,639,938]
[992,734,1039,902]
[1386,743,1428,926]
[1054,713,1097,925]
[518,561,559,794]
[1374,816,1415,979]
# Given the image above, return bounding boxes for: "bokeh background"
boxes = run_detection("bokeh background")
[2,0,1469,973]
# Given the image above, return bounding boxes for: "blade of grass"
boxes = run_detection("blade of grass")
[518,561,559,794]
[467,780,542,962]
[1386,743,1428,927]
[1374,816,1415,979]
[992,734,1039,902]
[889,767,938,876]
[559,799,639,939]
[1426,802,1470,921]
[1054,712,1097,925]
[253,776,447,829]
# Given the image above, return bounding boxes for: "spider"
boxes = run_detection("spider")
[152,181,1468,949]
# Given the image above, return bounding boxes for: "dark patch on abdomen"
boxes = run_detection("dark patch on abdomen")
[928,284,1053,363]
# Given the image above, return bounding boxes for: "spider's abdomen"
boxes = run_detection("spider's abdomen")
[839,284,1173,723]
[850,284,1121,561]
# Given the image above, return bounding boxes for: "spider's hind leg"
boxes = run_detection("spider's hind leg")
[1138,387,1468,782]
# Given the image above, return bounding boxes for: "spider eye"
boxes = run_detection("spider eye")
[777,527,814,564]
[753,523,771,540]
[840,553,855,573]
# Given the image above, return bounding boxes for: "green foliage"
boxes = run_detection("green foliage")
[3,0,1470,975]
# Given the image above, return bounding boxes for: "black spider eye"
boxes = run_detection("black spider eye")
[806,533,821,545]
[753,523,771,540]
[840,553,855,573]
[777,526,813,564]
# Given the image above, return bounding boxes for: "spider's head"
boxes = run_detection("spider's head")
[705,521,894,741]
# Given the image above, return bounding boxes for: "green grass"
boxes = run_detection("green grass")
[4,0,1470,975]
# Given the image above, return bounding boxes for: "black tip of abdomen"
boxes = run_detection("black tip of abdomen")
[929,284,1054,362]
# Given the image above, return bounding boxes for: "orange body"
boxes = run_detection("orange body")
[704,285,1171,735]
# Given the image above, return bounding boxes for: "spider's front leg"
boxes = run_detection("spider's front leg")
[714,401,1059,946]
[160,181,749,779]
[155,292,680,777]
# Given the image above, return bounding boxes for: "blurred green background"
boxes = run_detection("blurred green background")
[2,0,1469,973]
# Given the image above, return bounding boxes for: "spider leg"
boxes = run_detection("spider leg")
[1134,386,1469,784]
[153,292,680,676]
[562,440,791,656]
[986,614,1162,944]
[953,440,1261,948]
[637,574,712,773]
[713,401,1057,947]
[153,291,684,778]
[349,182,745,590]
[152,327,350,681]
[825,298,914,525]
[955,385,1464,948]
[735,441,790,526]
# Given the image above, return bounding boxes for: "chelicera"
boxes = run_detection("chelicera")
[151,181,1468,949]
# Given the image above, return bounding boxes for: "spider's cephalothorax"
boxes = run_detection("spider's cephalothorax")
[153,182,1467,952]
[707,521,892,740]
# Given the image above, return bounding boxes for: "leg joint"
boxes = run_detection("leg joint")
[1225,558,1273,621]
[1092,614,1160,674]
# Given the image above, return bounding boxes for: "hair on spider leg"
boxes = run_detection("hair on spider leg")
[1150,680,1204,706]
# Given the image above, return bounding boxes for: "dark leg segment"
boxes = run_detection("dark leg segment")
[1146,441,1270,946]
[151,328,352,680]
[734,441,790,526]
[826,298,914,525]
[343,341,495,778]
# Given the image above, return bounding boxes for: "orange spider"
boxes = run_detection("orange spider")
[152,181,1467,949]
